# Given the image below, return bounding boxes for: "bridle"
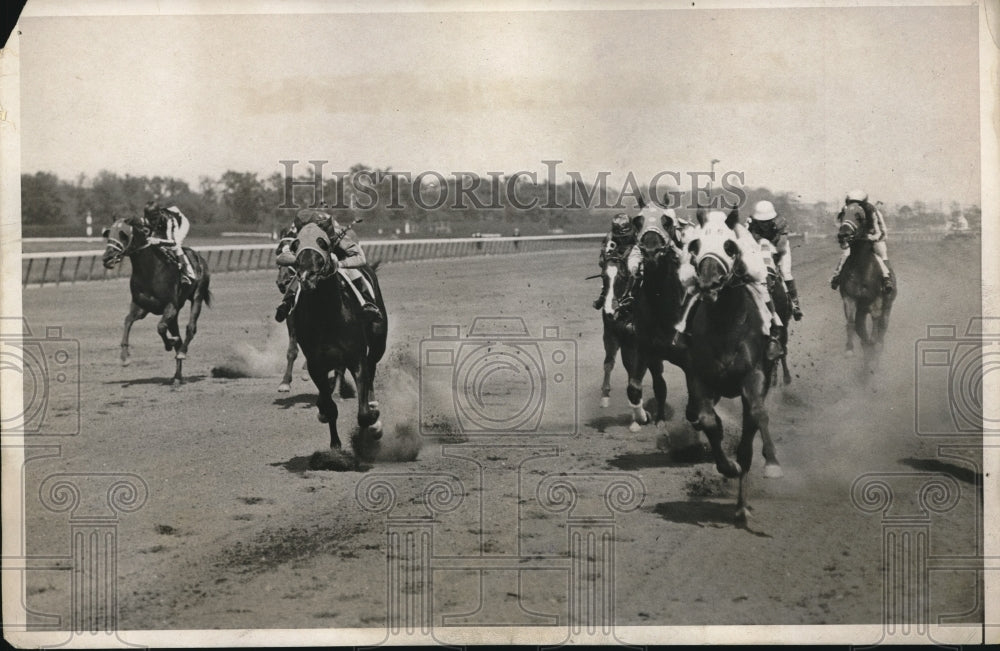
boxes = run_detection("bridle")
[103,222,150,266]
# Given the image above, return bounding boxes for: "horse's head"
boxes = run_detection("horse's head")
[290,222,333,291]
[688,208,740,302]
[635,209,680,270]
[838,203,866,249]
[101,217,148,268]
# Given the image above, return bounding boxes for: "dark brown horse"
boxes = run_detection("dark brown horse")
[289,223,387,451]
[274,251,355,399]
[102,216,211,384]
[624,213,687,433]
[837,204,897,368]
[684,209,782,524]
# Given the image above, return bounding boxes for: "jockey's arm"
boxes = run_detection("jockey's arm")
[336,236,367,269]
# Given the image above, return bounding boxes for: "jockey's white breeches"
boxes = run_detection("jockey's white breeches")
[748,281,780,334]
[775,242,793,282]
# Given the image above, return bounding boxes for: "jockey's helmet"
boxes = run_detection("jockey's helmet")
[611,213,634,236]
[846,189,868,203]
[752,200,777,221]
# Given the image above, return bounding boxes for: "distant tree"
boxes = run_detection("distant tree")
[21,172,66,224]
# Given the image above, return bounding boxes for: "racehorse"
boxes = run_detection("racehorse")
[274,241,355,399]
[624,213,687,433]
[837,204,897,366]
[597,249,642,410]
[102,216,212,384]
[288,223,388,451]
[684,208,782,524]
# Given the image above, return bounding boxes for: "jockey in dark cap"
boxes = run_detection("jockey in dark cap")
[274,207,382,323]
[593,212,638,311]
[142,200,197,284]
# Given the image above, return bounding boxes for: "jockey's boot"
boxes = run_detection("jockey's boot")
[830,272,840,291]
[354,280,384,323]
[881,260,895,293]
[275,283,297,323]
[766,325,784,361]
[177,250,196,285]
[786,279,803,321]
[593,277,608,310]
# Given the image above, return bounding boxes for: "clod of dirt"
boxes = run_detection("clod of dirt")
[684,468,730,498]
[154,524,177,535]
[307,449,370,472]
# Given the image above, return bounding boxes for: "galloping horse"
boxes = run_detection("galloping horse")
[102,216,212,384]
[837,204,897,363]
[625,213,687,433]
[684,208,782,524]
[274,233,354,399]
[289,223,387,451]
[597,247,640,410]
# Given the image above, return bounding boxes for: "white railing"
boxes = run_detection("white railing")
[21,233,604,287]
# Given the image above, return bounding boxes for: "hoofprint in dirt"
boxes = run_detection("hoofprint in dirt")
[20,239,982,630]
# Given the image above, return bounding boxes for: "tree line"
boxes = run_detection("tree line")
[21,167,979,237]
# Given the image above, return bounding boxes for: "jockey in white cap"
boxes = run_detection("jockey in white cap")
[673,209,784,360]
[143,201,196,284]
[748,200,803,321]
[831,190,894,292]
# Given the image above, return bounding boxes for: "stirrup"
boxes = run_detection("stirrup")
[362,302,383,322]
[830,274,840,290]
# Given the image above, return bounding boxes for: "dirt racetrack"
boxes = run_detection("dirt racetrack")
[18,235,984,639]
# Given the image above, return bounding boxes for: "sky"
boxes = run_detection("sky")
[15,1,983,207]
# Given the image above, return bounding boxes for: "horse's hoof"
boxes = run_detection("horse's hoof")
[277,383,291,393]
[368,400,379,410]
[845,349,854,358]
[175,352,186,360]
[764,463,784,479]
[735,506,752,524]
[655,420,666,432]
[170,377,183,386]
[628,421,642,433]
[369,420,384,440]
[600,396,610,409]
[317,412,329,423]
[121,358,130,367]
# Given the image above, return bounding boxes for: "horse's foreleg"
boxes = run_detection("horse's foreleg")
[351,361,381,432]
[600,321,619,407]
[625,351,649,433]
[278,321,297,392]
[842,297,857,355]
[648,358,667,428]
[120,302,148,366]
[308,363,340,448]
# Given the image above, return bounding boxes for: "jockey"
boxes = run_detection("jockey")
[831,190,894,292]
[593,212,638,310]
[747,200,803,320]
[143,201,196,284]
[274,207,382,323]
[673,210,784,360]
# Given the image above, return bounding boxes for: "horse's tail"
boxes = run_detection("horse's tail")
[200,273,213,308]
